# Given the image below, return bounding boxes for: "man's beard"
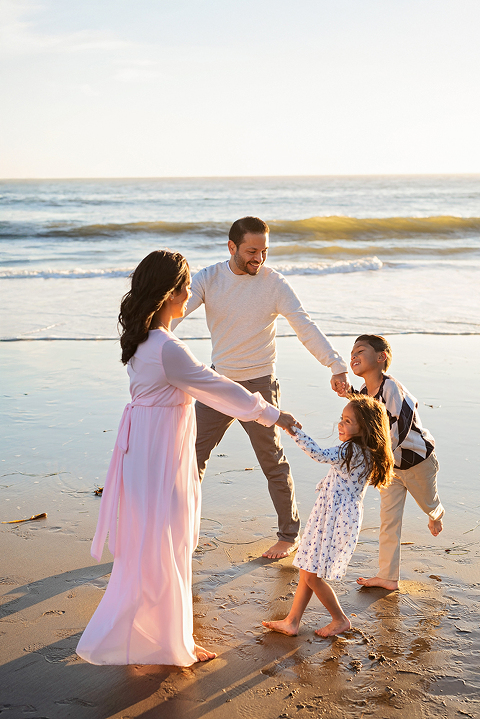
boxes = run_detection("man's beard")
[234,252,262,275]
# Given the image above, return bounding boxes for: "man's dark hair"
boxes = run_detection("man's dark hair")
[228,217,269,248]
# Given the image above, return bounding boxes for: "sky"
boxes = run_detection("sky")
[1,0,479,178]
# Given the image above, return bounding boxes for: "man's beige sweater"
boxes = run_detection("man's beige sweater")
[176,261,347,381]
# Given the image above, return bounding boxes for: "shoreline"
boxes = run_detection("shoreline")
[1,336,479,718]
[3,329,480,341]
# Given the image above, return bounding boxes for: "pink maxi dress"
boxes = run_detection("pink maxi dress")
[76,329,278,666]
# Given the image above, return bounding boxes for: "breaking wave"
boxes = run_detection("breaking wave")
[267,215,480,239]
[2,215,480,242]
[0,257,383,280]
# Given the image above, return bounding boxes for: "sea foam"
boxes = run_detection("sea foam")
[0,257,382,280]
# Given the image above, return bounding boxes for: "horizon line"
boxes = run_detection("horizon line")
[1,172,480,182]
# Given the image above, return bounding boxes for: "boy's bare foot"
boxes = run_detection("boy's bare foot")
[194,644,217,662]
[314,616,351,638]
[262,540,299,559]
[357,576,399,591]
[428,517,443,536]
[262,618,299,636]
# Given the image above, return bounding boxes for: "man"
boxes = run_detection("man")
[174,217,347,559]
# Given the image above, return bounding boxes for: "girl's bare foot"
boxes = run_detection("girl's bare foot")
[429,517,443,536]
[194,644,217,662]
[262,618,299,636]
[357,576,399,591]
[314,616,351,638]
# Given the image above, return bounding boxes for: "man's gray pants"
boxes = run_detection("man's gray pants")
[195,373,300,544]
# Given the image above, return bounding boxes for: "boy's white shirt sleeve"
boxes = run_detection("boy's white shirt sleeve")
[275,276,347,375]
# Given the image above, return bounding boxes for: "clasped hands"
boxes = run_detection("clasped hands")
[276,373,353,436]
[330,372,352,397]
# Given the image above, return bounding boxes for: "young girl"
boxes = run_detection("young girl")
[263,396,394,638]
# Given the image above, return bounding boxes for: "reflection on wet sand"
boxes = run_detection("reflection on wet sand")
[1,336,480,718]
[1,508,479,719]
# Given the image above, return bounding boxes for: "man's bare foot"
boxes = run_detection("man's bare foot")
[262,617,299,636]
[262,540,299,559]
[429,517,443,536]
[314,616,351,638]
[357,576,399,591]
[194,644,217,662]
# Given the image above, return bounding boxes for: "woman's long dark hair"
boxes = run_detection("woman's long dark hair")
[340,395,394,488]
[118,250,190,365]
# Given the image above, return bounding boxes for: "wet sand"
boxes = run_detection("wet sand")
[1,336,479,718]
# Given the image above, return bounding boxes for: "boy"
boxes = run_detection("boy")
[338,334,444,590]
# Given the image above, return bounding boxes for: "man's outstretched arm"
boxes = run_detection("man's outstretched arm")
[278,277,348,381]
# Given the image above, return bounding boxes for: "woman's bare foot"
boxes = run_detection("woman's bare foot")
[429,517,443,536]
[262,540,299,559]
[194,644,217,662]
[262,618,299,636]
[357,576,399,590]
[314,616,351,638]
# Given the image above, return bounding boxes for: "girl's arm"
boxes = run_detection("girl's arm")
[291,428,342,465]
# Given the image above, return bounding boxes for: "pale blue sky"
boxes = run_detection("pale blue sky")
[1,0,479,178]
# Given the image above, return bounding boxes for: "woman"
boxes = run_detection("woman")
[76,250,298,667]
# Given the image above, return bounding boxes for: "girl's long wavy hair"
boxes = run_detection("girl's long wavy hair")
[340,395,394,488]
[118,250,190,365]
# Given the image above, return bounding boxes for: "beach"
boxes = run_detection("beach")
[1,334,479,718]
[2,0,480,705]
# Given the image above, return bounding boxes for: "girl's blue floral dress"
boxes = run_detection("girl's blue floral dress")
[292,429,370,581]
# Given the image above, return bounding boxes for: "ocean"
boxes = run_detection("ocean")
[1,175,479,341]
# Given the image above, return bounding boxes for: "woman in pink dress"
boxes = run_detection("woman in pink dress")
[76,250,298,667]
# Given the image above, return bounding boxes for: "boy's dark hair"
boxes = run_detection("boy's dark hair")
[355,334,392,371]
[228,217,269,248]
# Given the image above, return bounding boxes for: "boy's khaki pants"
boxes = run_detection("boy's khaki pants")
[378,452,444,581]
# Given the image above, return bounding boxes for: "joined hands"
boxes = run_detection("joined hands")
[276,372,355,436]
[276,411,302,436]
[334,381,352,398]
[330,372,348,395]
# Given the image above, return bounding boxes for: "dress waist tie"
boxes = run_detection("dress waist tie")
[90,401,151,561]
[116,401,136,455]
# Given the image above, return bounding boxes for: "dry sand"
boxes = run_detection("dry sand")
[1,336,479,718]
